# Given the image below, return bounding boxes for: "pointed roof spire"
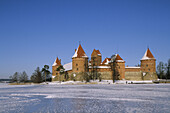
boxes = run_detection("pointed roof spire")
[141,48,155,60]
[110,54,125,63]
[52,57,61,66]
[115,54,123,60]
[72,44,88,58]
[92,49,102,56]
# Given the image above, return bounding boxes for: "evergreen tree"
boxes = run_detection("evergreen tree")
[9,72,19,83]
[167,59,170,79]
[56,65,65,82]
[31,67,42,83]
[41,65,51,82]
[19,71,28,83]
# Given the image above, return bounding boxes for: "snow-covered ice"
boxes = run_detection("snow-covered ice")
[0,83,170,113]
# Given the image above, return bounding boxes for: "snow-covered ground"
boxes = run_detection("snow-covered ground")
[0,83,170,113]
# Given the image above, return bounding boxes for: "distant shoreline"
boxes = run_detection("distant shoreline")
[6,79,170,85]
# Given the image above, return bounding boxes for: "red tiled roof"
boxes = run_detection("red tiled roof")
[52,57,61,66]
[92,49,101,55]
[115,54,123,60]
[102,58,111,64]
[96,50,101,55]
[72,44,88,58]
[55,57,61,65]
[146,48,154,58]
[141,48,155,60]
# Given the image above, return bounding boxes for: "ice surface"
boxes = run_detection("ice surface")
[0,83,170,113]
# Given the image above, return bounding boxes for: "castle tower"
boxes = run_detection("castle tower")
[111,54,125,80]
[140,48,156,73]
[72,44,89,73]
[91,49,102,66]
[52,57,62,80]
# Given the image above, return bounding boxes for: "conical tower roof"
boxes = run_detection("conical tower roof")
[72,44,88,58]
[92,49,102,56]
[52,57,61,66]
[110,54,125,63]
[141,48,155,60]
[115,54,123,61]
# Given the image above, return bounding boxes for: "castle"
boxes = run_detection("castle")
[52,44,158,81]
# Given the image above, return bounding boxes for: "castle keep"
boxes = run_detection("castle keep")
[52,44,158,81]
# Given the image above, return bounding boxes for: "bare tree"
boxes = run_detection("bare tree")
[157,62,165,79]
[166,59,170,79]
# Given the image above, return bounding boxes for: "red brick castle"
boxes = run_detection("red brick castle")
[52,44,158,81]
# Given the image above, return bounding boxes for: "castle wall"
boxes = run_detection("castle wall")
[89,68,111,72]
[89,68,112,80]
[143,72,158,80]
[125,71,142,81]
[125,67,141,72]
[99,71,112,80]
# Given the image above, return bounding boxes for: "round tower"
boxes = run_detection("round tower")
[140,48,156,73]
[110,54,125,80]
[72,44,88,73]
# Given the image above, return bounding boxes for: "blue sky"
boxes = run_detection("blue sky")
[0,0,170,79]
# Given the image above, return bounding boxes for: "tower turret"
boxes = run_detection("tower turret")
[72,44,88,73]
[91,49,102,66]
[52,57,62,80]
[140,48,158,80]
[110,54,125,80]
[140,48,156,73]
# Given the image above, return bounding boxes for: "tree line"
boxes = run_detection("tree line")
[157,59,170,79]
[9,65,51,83]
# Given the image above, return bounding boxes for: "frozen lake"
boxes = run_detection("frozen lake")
[0,83,170,113]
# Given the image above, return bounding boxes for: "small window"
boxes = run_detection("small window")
[76,64,78,66]
[148,69,150,71]
[77,68,78,71]
[146,64,148,67]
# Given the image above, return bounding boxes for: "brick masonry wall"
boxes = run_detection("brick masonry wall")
[72,58,88,73]
[125,68,141,72]
[91,54,102,66]
[125,71,142,81]
[100,71,112,80]
[116,62,125,80]
[143,72,158,80]
[141,60,156,72]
